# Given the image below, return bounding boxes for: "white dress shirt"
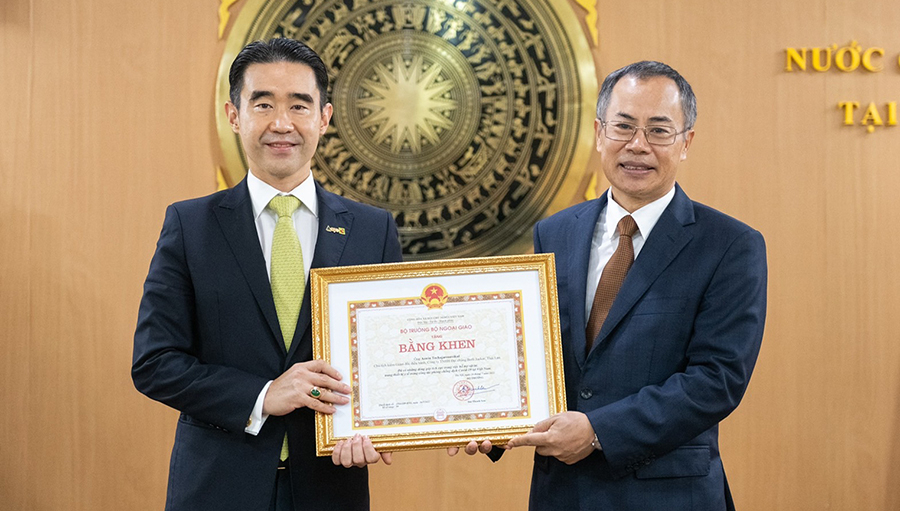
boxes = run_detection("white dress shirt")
[584,187,676,323]
[244,170,320,434]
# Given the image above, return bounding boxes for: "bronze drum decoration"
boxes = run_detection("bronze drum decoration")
[217,0,597,259]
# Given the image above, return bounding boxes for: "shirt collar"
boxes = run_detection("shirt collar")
[605,186,676,240]
[247,170,319,220]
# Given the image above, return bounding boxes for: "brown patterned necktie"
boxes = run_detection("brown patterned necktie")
[585,215,638,355]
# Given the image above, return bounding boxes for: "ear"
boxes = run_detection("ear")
[225,102,240,133]
[594,118,604,154]
[680,130,695,161]
[320,103,334,135]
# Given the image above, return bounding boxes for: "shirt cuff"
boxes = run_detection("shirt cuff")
[591,433,603,451]
[244,380,272,435]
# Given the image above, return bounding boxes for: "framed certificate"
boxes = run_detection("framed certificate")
[310,254,566,455]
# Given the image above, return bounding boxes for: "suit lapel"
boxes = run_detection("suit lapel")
[286,184,353,362]
[308,185,352,270]
[595,185,696,345]
[213,179,284,353]
[569,195,605,369]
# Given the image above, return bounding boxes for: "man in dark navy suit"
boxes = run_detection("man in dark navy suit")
[458,61,767,510]
[133,39,401,510]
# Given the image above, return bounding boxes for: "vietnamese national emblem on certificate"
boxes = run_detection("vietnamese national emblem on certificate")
[421,283,449,310]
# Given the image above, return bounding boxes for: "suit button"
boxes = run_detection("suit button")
[580,388,593,400]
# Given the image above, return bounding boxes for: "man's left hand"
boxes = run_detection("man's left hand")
[332,434,393,468]
[447,439,494,457]
[505,412,596,465]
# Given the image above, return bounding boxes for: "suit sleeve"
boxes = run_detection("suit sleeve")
[533,220,545,254]
[589,229,767,477]
[381,210,403,264]
[132,205,269,433]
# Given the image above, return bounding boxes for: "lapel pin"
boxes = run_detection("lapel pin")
[325,225,346,235]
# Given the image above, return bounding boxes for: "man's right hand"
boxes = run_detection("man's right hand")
[263,360,350,416]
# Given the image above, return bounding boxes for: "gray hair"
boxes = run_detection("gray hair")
[595,61,697,130]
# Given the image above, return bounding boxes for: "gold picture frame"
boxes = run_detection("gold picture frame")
[310,254,566,456]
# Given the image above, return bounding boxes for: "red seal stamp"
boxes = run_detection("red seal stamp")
[453,380,474,401]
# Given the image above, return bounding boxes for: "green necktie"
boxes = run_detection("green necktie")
[268,195,304,461]
[269,195,304,350]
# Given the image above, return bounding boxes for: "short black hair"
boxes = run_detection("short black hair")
[596,61,697,130]
[228,38,329,109]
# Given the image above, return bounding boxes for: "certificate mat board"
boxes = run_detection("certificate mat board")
[310,254,566,455]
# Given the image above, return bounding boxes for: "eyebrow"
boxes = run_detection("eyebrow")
[248,90,274,102]
[247,91,316,104]
[290,92,315,104]
[612,112,675,124]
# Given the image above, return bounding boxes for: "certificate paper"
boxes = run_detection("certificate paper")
[311,254,565,454]
[352,290,528,426]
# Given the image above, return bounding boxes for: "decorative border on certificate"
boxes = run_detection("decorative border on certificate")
[311,254,565,455]
[347,289,529,428]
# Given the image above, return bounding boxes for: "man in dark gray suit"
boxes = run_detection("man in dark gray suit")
[458,61,767,511]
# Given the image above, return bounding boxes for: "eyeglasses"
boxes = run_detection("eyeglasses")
[599,119,690,146]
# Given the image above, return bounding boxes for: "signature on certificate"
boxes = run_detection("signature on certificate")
[473,384,500,396]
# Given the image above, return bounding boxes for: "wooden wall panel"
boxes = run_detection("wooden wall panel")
[1,2,36,508]
[1,1,224,509]
[1,0,899,509]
